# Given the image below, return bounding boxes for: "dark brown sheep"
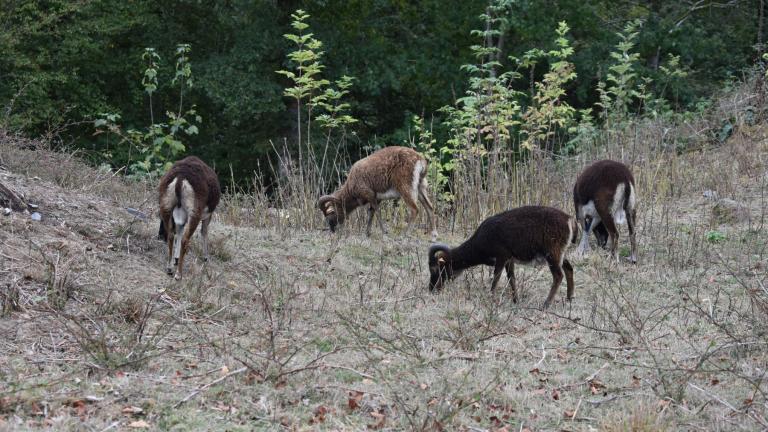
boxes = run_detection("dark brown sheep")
[428,206,579,308]
[318,146,437,240]
[573,159,637,263]
[158,156,221,280]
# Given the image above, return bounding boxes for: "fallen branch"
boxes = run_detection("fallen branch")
[175,366,247,408]
[0,180,27,212]
[688,383,740,413]
[323,363,375,380]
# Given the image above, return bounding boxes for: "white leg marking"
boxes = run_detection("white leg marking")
[173,216,184,261]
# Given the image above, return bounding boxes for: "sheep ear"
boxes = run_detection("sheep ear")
[435,250,447,264]
[318,196,338,215]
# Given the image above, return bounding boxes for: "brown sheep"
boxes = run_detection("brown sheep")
[428,206,579,308]
[318,146,437,240]
[158,156,221,280]
[573,159,638,263]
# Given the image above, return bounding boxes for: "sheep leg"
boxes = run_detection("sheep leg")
[401,194,420,237]
[172,216,184,264]
[375,204,388,234]
[364,201,387,237]
[161,212,175,275]
[200,216,211,262]
[577,212,600,255]
[418,182,437,241]
[543,255,564,308]
[562,259,574,301]
[504,260,517,303]
[627,208,638,264]
[593,223,609,249]
[596,206,620,262]
[175,214,201,281]
[489,260,506,292]
[365,205,376,237]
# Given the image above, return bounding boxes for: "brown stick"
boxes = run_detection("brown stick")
[174,366,247,408]
[0,180,27,212]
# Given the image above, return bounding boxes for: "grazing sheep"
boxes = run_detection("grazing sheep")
[573,159,637,263]
[428,206,579,308]
[318,146,437,240]
[158,156,220,280]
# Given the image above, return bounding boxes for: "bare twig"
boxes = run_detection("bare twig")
[174,366,247,408]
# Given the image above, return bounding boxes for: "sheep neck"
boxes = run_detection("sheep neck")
[335,186,362,216]
[449,240,488,272]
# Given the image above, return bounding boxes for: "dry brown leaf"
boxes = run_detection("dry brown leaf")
[368,410,386,430]
[348,390,364,411]
[128,420,150,429]
[71,400,87,419]
[122,406,143,416]
[310,405,329,424]
[589,379,606,395]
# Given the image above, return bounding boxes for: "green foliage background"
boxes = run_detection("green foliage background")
[0,0,762,184]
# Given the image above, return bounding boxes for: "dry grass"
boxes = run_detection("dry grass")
[0,79,767,431]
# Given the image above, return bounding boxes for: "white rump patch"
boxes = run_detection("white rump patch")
[610,183,626,224]
[614,209,627,225]
[180,180,195,217]
[161,179,179,210]
[564,217,574,254]
[411,160,425,202]
[172,206,187,226]
[579,200,597,221]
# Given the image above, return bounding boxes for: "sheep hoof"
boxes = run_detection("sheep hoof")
[203,256,209,263]
[166,267,173,275]
[174,273,182,281]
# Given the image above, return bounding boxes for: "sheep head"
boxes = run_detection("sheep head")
[318,195,344,232]
[428,243,452,292]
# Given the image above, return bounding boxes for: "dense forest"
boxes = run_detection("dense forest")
[0,0,764,185]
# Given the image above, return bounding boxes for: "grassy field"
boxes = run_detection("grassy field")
[1,82,768,431]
